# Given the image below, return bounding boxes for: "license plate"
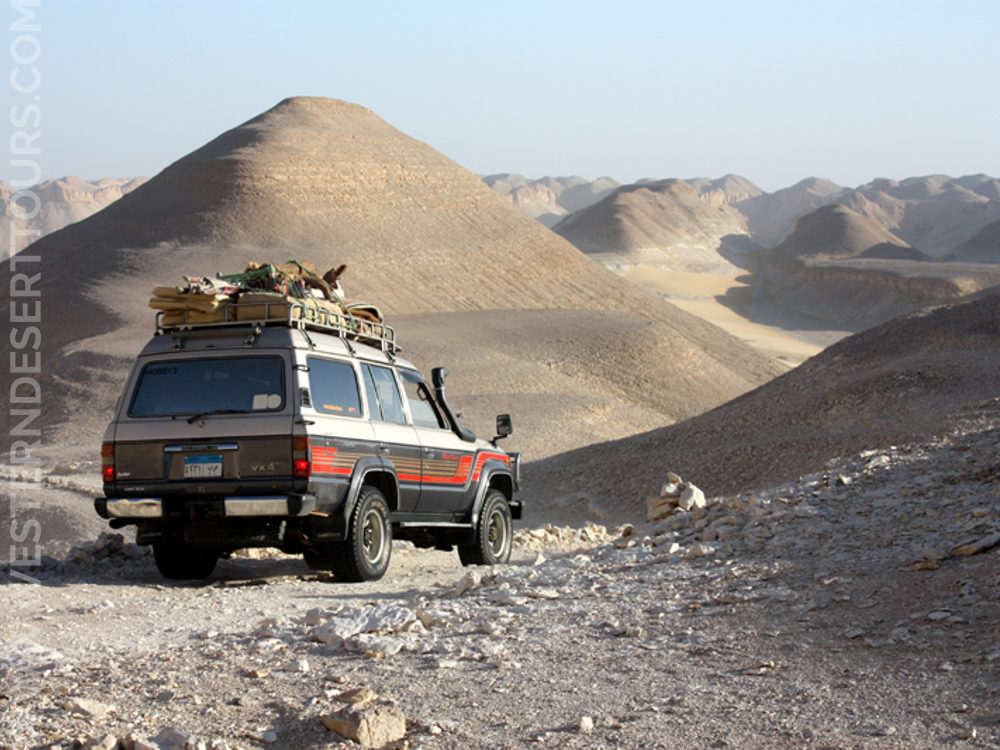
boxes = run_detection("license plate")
[183,454,222,479]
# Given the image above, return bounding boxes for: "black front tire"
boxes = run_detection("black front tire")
[330,486,392,582]
[459,490,513,566]
[153,541,219,580]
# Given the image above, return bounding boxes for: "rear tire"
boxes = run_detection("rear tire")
[330,486,392,582]
[459,490,512,566]
[153,541,218,580]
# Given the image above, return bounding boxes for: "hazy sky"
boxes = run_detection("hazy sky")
[9,0,1000,191]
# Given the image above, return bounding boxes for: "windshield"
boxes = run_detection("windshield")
[129,356,286,417]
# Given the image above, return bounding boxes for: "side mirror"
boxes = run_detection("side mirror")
[493,414,513,446]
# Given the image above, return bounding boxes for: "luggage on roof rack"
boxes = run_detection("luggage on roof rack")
[148,260,397,352]
[154,296,397,352]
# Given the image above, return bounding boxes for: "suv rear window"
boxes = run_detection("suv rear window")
[129,357,285,417]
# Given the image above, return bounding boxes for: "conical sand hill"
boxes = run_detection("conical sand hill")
[2,97,782,464]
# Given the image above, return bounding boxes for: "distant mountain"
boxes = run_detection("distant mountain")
[482,174,619,227]
[769,204,924,262]
[733,177,850,249]
[1,176,147,254]
[840,175,1000,256]
[752,204,1000,327]
[552,179,756,273]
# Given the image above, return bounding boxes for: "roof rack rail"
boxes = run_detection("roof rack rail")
[155,298,398,353]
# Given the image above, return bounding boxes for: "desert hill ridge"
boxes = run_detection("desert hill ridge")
[492,172,1000,261]
[0,96,781,469]
[534,288,1000,522]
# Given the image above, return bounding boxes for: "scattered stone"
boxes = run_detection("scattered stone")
[577,715,594,733]
[647,474,712,521]
[64,697,115,717]
[281,658,310,673]
[322,703,406,748]
[145,727,198,750]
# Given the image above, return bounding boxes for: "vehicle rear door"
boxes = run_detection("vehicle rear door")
[109,353,297,496]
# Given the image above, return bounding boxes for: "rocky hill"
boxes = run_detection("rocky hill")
[552,179,756,273]
[0,97,781,470]
[534,289,1000,519]
[532,292,1000,516]
[1,176,146,254]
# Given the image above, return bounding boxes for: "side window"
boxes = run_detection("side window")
[362,366,382,420]
[365,365,407,425]
[399,369,446,429]
[307,358,361,417]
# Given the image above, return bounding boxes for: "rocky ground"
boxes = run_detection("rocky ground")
[2,399,999,749]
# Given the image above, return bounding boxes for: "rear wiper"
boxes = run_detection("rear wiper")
[186,409,247,424]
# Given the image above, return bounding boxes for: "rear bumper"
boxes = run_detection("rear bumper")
[95,494,317,519]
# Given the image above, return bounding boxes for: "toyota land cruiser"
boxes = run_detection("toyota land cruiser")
[94,308,521,582]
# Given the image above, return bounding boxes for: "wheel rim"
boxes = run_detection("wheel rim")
[361,508,386,565]
[487,507,508,558]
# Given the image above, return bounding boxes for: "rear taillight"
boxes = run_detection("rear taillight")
[101,442,114,483]
[293,437,311,479]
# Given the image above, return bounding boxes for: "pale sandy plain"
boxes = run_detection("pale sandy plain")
[622,265,825,366]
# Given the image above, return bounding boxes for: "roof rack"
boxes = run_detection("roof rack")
[155,298,398,353]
